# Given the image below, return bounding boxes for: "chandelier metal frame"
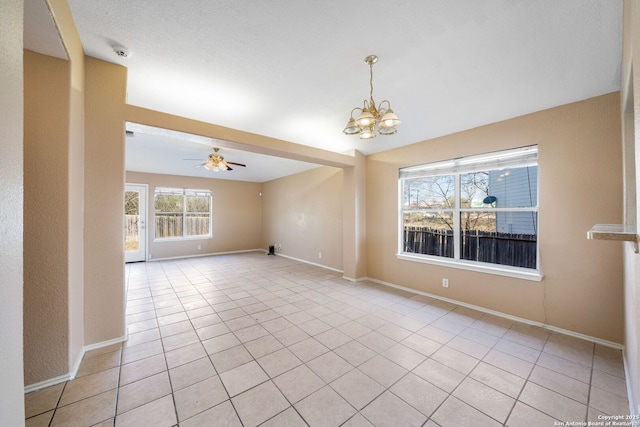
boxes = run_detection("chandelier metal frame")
[343,55,401,139]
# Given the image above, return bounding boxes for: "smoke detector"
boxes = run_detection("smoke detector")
[113,46,131,58]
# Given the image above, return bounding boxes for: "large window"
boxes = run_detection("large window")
[154,187,212,240]
[399,146,539,279]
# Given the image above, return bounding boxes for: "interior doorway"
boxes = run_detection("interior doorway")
[124,183,148,262]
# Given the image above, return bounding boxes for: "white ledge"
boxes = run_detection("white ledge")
[587,224,638,242]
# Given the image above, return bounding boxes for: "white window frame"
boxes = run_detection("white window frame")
[397,146,542,281]
[154,187,213,241]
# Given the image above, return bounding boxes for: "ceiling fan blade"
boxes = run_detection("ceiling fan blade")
[226,161,247,167]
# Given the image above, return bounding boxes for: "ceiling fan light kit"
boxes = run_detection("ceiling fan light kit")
[343,55,401,139]
[199,147,246,172]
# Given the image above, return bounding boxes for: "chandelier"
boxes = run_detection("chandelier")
[343,55,401,139]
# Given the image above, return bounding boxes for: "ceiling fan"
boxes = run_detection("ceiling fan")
[185,147,247,172]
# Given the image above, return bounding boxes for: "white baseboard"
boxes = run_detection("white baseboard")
[24,335,127,394]
[274,253,344,274]
[149,248,264,262]
[364,276,623,350]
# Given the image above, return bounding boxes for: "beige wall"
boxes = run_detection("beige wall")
[622,0,640,416]
[50,0,87,377]
[367,93,623,343]
[23,51,71,385]
[83,57,127,345]
[126,172,263,259]
[0,0,25,423]
[262,166,344,271]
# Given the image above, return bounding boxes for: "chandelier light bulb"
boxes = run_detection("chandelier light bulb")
[342,54,401,139]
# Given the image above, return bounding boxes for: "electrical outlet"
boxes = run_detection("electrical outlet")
[277,244,282,252]
[197,245,201,250]
[318,252,322,259]
[442,278,449,288]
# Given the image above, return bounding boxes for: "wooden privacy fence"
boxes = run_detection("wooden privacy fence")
[125,215,139,241]
[155,214,209,238]
[403,226,536,269]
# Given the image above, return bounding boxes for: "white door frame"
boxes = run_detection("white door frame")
[125,183,148,263]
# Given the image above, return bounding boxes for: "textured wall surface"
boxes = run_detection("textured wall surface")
[0,0,25,423]
[367,93,623,343]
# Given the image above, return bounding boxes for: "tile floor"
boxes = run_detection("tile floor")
[25,252,630,426]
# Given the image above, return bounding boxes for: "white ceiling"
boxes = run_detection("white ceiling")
[25,1,623,182]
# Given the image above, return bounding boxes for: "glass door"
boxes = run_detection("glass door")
[124,184,147,262]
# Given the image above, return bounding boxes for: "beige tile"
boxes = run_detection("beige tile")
[24,383,65,418]
[334,340,376,366]
[210,344,253,373]
[536,351,592,383]
[519,381,587,421]
[298,318,332,336]
[306,351,354,383]
[591,369,628,398]
[361,390,427,427]
[507,401,560,427]
[416,324,456,344]
[116,371,172,414]
[529,365,589,403]
[337,320,372,339]
[413,358,466,393]
[381,342,427,370]
[330,369,385,410]
[220,361,269,397]
[468,361,525,398]
[244,334,285,358]
[165,342,207,369]
[452,377,515,423]
[459,326,501,347]
[159,319,193,338]
[390,373,448,417]
[114,394,176,427]
[400,333,442,356]
[288,337,329,362]
[260,407,306,427]
[121,339,164,364]
[161,329,200,352]
[202,332,242,354]
[257,348,302,378]
[503,323,549,350]
[225,314,258,331]
[179,400,242,427]
[314,328,352,349]
[262,317,295,333]
[123,328,161,348]
[76,349,122,378]
[156,311,189,326]
[358,330,397,353]
[431,396,502,427]
[484,348,534,379]
[272,325,309,346]
[50,389,116,427]
[119,353,166,385]
[169,356,216,391]
[377,323,413,341]
[295,386,356,427]
[25,410,54,427]
[589,384,630,416]
[593,345,625,378]
[232,381,290,427]
[174,376,229,422]
[272,365,325,404]
[59,367,119,406]
[494,337,541,363]
[195,321,230,340]
[341,413,374,427]
[431,345,479,375]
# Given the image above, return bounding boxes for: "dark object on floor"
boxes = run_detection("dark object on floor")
[268,245,275,255]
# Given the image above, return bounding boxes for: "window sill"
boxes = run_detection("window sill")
[154,236,212,243]
[396,253,543,282]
